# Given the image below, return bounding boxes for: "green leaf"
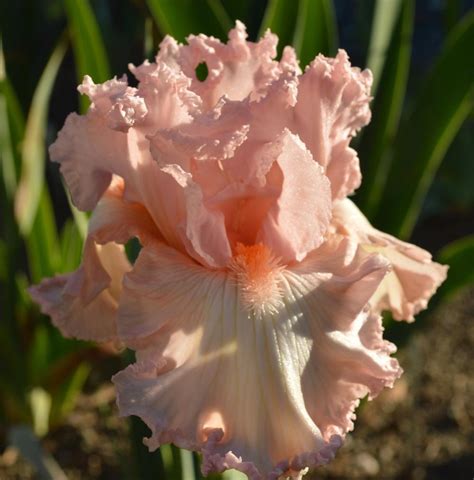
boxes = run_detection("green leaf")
[49,362,91,426]
[146,0,232,42]
[64,0,111,112]
[259,0,299,53]
[59,219,84,273]
[0,36,25,199]
[28,387,52,437]
[437,235,474,300]
[180,449,196,480]
[374,12,474,238]
[0,239,6,281]
[366,0,403,95]
[14,37,67,236]
[144,17,155,59]
[355,0,414,218]
[292,0,338,65]
[64,185,88,240]
[259,0,337,63]
[222,470,248,480]
[28,325,51,386]
[25,189,61,282]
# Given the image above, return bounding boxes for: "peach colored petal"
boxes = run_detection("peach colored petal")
[160,163,232,268]
[29,241,130,342]
[28,186,162,342]
[88,178,161,246]
[49,112,131,211]
[257,130,332,262]
[129,56,201,131]
[292,50,372,198]
[177,21,281,109]
[78,75,148,132]
[332,199,448,321]
[113,238,400,479]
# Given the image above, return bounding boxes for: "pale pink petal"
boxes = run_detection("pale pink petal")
[113,238,399,479]
[50,113,188,254]
[177,21,281,109]
[160,164,232,268]
[28,185,162,342]
[88,178,162,246]
[49,113,132,211]
[292,50,372,198]
[78,75,148,132]
[257,130,332,262]
[129,57,201,131]
[332,199,448,321]
[29,241,130,342]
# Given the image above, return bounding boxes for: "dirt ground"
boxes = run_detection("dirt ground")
[1,289,473,480]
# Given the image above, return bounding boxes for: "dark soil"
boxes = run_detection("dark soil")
[1,289,473,480]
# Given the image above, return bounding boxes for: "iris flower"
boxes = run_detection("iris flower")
[31,22,447,480]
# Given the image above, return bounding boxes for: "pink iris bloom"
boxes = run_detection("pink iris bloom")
[30,22,447,480]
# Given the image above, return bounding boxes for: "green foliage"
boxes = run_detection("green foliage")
[14,37,67,236]
[1,1,473,477]
[64,0,111,112]
[260,0,337,61]
[146,0,232,41]
[437,235,474,300]
[374,11,474,238]
[356,0,414,218]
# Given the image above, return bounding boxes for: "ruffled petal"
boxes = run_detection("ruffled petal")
[159,164,232,268]
[29,241,130,342]
[177,21,280,109]
[28,184,160,342]
[49,112,132,211]
[88,178,162,246]
[78,75,148,132]
[257,130,332,262]
[332,199,448,321]
[292,50,372,198]
[113,238,400,479]
[129,54,202,131]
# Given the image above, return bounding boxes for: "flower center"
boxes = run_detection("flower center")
[229,243,284,317]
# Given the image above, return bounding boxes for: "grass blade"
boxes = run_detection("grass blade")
[14,37,67,236]
[374,12,474,238]
[355,0,414,218]
[259,0,299,53]
[59,219,84,273]
[146,0,232,42]
[437,235,474,300]
[26,189,62,282]
[0,37,24,198]
[293,0,338,65]
[64,0,111,112]
[366,0,403,95]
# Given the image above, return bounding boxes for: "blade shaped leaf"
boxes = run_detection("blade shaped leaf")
[374,12,474,238]
[64,0,111,112]
[259,0,299,54]
[14,37,67,236]
[25,189,61,282]
[356,0,414,218]
[293,0,338,65]
[0,37,24,199]
[146,0,232,42]
[366,0,403,95]
[437,235,474,300]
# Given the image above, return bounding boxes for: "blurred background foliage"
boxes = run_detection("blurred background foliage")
[0,0,473,479]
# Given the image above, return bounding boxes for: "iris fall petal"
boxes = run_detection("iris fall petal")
[332,199,448,321]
